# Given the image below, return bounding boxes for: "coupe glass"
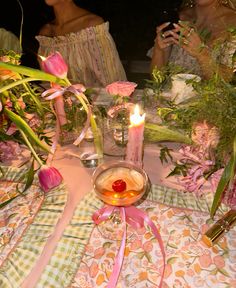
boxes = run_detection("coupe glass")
[92,160,149,239]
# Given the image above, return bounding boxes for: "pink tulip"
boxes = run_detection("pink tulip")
[41,51,68,79]
[38,165,63,192]
[106,81,137,97]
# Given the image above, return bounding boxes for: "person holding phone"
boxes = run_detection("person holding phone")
[150,0,236,81]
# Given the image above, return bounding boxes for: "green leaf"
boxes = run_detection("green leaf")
[103,242,113,248]
[167,163,188,177]
[21,161,35,192]
[4,108,50,153]
[0,62,67,86]
[0,196,18,209]
[167,257,178,264]
[145,123,192,144]
[218,268,230,277]
[160,146,173,164]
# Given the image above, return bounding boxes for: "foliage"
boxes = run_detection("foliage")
[145,60,236,215]
[156,75,236,165]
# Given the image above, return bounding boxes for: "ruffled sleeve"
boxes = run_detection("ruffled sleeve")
[36,22,126,87]
[0,28,22,54]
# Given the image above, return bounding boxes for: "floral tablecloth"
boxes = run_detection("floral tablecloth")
[32,183,236,288]
[0,166,68,288]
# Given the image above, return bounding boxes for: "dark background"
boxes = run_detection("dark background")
[0,0,182,85]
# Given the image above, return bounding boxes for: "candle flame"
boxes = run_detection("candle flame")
[39,55,46,61]
[130,104,145,126]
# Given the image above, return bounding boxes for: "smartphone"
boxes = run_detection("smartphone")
[161,8,179,33]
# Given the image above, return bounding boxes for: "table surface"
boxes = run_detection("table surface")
[0,110,236,288]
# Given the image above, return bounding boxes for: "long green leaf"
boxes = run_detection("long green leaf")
[144,123,192,144]
[210,136,236,217]
[22,160,35,192]
[22,82,44,116]
[4,108,50,153]
[0,62,66,85]
[0,196,18,209]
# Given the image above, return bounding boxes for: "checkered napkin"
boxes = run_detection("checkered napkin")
[0,166,68,288]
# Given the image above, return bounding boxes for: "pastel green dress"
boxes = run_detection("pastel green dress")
[36,22,127,87]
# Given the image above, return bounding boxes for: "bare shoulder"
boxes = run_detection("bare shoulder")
[38,23,53,36]
[83,14,104,28]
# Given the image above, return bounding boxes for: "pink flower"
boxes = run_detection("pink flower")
[38,165,63,192]
[25,113,41,129]
[0,141,22,162]
[191,121,220,149]
[198,253,212,268]
[40,51,68,79]
[106,81,137,97]
[222,175,236,209]
[6,123,17,135]
[213,255,225,269]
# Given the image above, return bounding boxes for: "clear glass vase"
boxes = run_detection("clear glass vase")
[57,93,87,146]
[103,103,134,157]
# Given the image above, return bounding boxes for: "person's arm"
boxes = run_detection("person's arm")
[171,22,234,81]
[150,22,176,74]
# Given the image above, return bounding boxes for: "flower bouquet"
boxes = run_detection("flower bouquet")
[0,50,102,199]
[144,65,236,217]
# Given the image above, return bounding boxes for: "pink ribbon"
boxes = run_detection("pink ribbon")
[92,205,166,288]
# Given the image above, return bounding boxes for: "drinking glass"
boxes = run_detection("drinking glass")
[92,160,149,239]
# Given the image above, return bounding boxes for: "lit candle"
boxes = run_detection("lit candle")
[125,104,145,167]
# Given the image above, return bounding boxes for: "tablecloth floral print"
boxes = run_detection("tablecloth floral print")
[33,184,235,288]
[72,200,236,287]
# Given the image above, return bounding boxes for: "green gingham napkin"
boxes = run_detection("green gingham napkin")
[35,183,228,288]
[0,166,68,288]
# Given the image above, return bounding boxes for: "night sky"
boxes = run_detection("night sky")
[0,0,182,68]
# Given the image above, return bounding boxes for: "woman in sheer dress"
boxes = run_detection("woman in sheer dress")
[150,0,236,81]
[36,0,127,87]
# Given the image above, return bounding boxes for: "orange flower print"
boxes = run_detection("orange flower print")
[96,273,105,286]
[175,270,185,277]
[182,229,190,237]
[193,263,201,274]
[138,271,148,281]
[89,261,99,278]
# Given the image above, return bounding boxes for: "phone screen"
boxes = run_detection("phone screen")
[161,9,179,32]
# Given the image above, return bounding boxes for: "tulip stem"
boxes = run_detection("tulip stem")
[0,78,40,94]
[20,130,44,167]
